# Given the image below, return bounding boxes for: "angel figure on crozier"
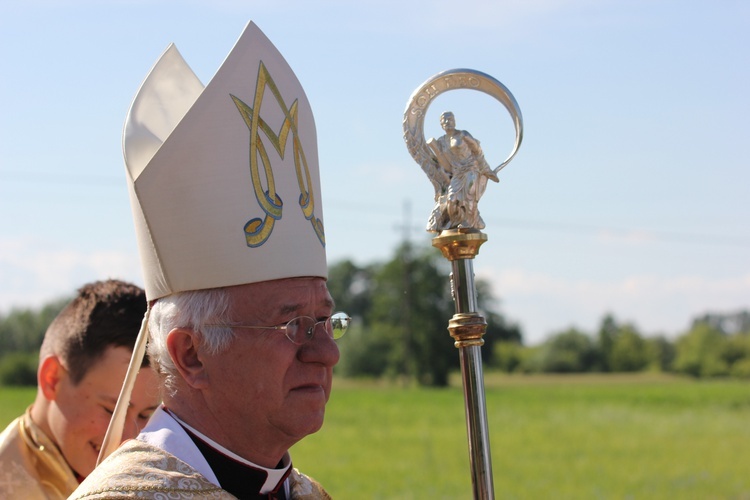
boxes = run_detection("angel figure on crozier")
[423,111,499,232]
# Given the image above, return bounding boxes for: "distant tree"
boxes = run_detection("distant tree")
[534,328,599,373]
[597,313,618,372]
[691,310,750,335]
[673,322,729,377]
[673,310,750,379]
[326,258,375,323]
[332,243,521,386]
[644,336,676,372]
[0,298,68,354]
[609,324,649,372]
[722,332,750,378]
[493,341,524,373]
[0,298,68,387]
[364,244,457,386]
[722,332,749,365]
[337,321,398,378]
[478,280,522,359]
[0,352,38,386]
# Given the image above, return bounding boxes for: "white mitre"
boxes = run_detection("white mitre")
[123,21,326,300]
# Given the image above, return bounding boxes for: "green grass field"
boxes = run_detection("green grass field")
[3,373,750,499]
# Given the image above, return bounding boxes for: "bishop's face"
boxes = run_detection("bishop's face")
[198,277,340,465]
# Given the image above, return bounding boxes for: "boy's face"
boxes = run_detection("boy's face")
[45,345,160,477]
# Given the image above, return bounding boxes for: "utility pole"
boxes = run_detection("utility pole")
[396,199,415,383]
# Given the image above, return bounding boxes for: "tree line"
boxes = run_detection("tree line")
[0,297,69,385]
[1,243,749,386]
[494,310,750,378]
[328,244,750,383]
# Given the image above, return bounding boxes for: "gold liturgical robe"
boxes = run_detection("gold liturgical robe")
[71,407,330,499]
[70,439,331,499]
[0,407,79,499]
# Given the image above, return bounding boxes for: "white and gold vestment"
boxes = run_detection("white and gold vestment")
[0,407,79,499]
[71,407,330,499]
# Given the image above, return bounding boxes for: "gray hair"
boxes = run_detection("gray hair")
[147,288,235,394]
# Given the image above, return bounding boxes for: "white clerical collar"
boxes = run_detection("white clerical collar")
[167,409,291,494]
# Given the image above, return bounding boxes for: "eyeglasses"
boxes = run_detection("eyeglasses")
[206,312,351,345]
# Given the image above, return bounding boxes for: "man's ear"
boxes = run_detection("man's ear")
[166,328,209,389]
[38,355,64,401]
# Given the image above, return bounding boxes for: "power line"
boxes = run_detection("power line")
[331,200,748,249]
[3,172,746,249]
[0,171,121,187]
[485,216,749,249]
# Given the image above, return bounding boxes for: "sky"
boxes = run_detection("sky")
[0,0,748,345]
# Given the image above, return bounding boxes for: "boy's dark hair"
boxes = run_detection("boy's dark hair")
[39,279,148,384]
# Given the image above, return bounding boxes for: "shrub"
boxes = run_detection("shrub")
[537,328,600,373]
[0,352,38,386]
[493,341,524,373]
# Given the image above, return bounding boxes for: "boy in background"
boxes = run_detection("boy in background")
[0,279,160,499]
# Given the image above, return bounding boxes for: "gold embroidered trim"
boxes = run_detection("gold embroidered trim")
[74,483,226,498]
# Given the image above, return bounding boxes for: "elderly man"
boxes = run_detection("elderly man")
[0,279,159,499]
[71,21,348,499]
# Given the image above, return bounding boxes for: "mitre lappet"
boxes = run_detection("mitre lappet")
[99,20,327,463]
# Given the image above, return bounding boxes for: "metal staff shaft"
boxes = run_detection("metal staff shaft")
[434,228,494,500]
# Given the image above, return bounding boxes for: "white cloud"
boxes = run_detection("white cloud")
[596,229,657,245]
[0,236,142,313]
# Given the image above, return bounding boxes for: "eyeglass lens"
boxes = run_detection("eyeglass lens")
[287,312,350,344]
